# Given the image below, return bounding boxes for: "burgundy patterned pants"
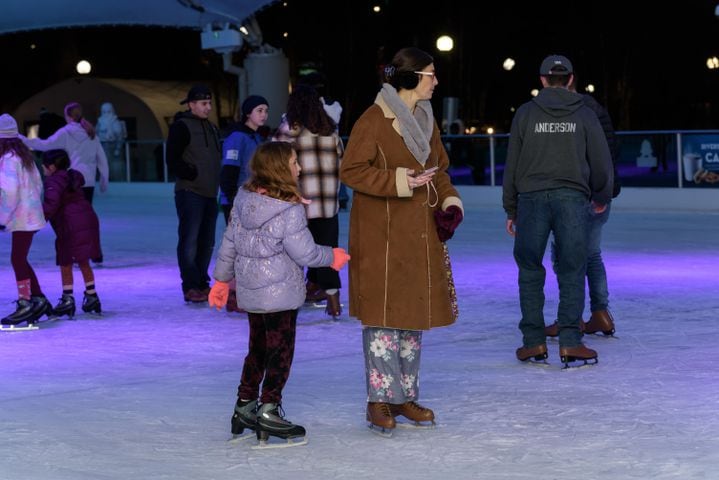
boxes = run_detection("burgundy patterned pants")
[238,309,298,404]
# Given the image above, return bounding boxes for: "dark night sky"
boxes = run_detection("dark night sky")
[2,0,719,133]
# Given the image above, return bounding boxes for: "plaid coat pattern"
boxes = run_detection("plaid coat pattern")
[294,129,343,219]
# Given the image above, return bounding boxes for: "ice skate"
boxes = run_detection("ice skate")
[559,344,598,369]
[253,403,307,449]
[82,292,102,314]
[304,280,327,302]
[52,294,76,319]
[516,343,548,363]
[325,292,342,319]
[583,310,615,336]
[0,299,40,331]
[366,402,395,437]
[390,401,436,428]
[30,295,54,321]
[544,320,584,338]
[229,399,257,441]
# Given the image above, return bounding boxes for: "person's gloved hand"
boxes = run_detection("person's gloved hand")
[331,247,351,271]
[433,206,463,242]
[208,281,230,310]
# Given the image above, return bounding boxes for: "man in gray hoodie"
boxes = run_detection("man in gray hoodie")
[502,54,613,368]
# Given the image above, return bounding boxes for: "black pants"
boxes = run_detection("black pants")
[306,215,341,290]
[238,309,298,404]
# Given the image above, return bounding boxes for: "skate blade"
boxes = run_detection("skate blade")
[310,302,344,309]
[251,436,308,449]
[561,357,599,369]
[0,323,40,332]
[227,432,255,443]
[367,424,393,438]
[395,420,436,430]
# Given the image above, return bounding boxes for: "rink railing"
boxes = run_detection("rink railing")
[115,130,719,189]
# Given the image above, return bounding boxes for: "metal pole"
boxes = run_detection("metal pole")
[676,132,683,188]
[125,141,131,182]
[163,141,168,183]
[489,135,496,186]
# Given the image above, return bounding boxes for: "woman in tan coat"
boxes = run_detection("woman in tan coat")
[340,47,464,436]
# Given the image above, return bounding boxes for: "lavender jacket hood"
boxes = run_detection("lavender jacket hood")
[213,188,334,313]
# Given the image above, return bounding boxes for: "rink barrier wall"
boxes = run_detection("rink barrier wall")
[103,183,719,213]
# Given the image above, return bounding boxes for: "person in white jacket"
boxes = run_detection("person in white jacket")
[22,102,109,263]
[22,102,109,204]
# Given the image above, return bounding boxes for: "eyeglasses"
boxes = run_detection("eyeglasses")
[414,71,437,79]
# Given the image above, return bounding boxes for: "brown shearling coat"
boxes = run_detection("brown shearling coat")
[340,97,463,331]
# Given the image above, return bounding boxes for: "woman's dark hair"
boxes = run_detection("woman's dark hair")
[42,149,71,171]
[383,47,434,91]
[285,84,336,136]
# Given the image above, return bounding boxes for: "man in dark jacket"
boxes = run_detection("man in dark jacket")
[545,76,621,338]
[503,55,613,367]
[166,84,222,303]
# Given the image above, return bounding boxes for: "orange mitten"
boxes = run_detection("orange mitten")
[208,281,230,310]
[331,248,351,271]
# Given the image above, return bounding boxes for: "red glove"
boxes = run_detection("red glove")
[331,247,351,271]
[433,206,463,242]
[208,281,230,310]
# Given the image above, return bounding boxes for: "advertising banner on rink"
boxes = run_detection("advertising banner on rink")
[682,134,719,186]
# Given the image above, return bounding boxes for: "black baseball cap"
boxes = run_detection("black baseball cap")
[539,55,573,76]
[180,84,212,105]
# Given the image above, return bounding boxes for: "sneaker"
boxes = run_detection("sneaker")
[231,399,258,435]
[52,294,76,318]
[183,288,207,303]
[366,402,396,431]
[389,401,435,425]
[516,343,548,362]
[583,310,615,336]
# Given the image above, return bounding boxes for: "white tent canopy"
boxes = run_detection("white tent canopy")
[0,0,275,34]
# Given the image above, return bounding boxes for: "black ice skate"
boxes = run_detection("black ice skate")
[253,403,307,449]
[30,295,53,321]
[1,299,40,331]
[230,399,258,441]
[52,294,76,319]
[82,292,102,314]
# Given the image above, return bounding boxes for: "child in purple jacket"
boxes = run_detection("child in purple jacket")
[208,141,349,448]
[41,150,102,317]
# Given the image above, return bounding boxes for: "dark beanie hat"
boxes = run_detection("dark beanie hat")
[241,95,269,116]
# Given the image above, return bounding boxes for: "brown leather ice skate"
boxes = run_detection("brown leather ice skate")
[583,310,615,336]
[390,401,435,426]
[366,402,395,434]
[559,344,598,368]
[544,320,585,338]
[516,343,548,362]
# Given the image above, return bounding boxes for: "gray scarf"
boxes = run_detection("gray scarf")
[379,83,434,165]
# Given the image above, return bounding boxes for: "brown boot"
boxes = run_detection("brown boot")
[366,402,395,433]
[583,310,615,336]
[226,290,245,313]
[305,281,327,302]
[545,320,585,338]
[516,343,548,362]
[559,344,598,367]
[390,401,435,426]
[325,292,341,318]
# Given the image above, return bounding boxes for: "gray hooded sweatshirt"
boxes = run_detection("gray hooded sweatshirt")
[213,188,333,313]
[502,86,613,219]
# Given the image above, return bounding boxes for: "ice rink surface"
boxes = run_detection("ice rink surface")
[1,187,718,480]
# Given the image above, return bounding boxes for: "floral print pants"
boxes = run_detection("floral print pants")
[362,327,423,403]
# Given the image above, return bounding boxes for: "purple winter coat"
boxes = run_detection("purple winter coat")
[43,168,100,265]
[213,188,334,313]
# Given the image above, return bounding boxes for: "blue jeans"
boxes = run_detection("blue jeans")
[175,189,218,292]
[586,202,610,312]
[514,189,588,348]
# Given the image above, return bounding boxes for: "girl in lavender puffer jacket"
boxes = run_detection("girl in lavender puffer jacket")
[208,141,349,447]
